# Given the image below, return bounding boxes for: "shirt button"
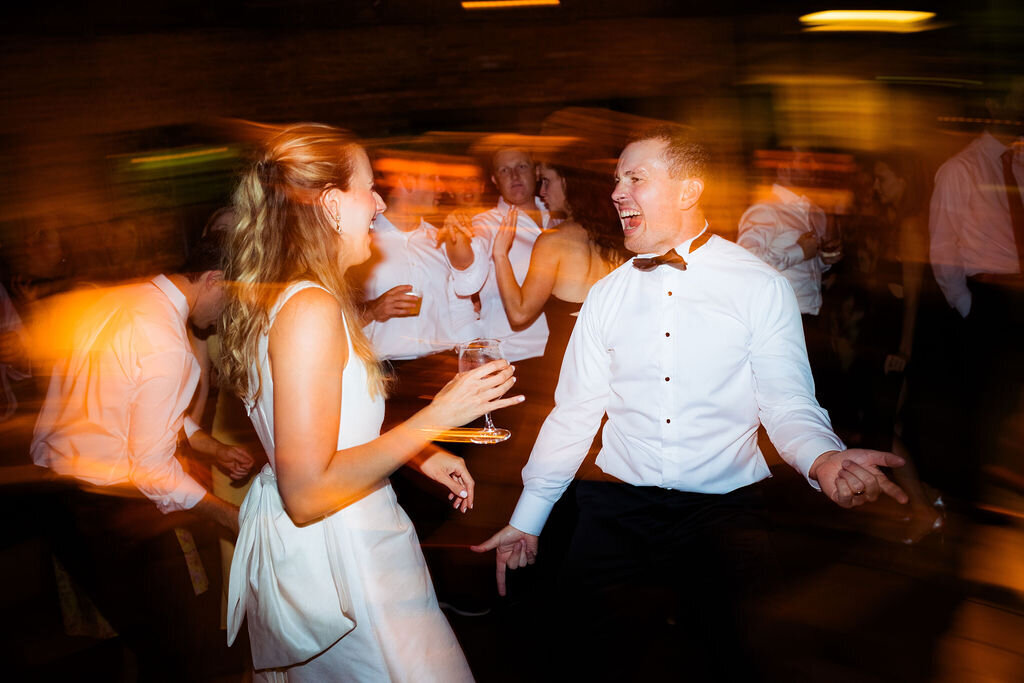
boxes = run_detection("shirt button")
[665,377,670,381]
[665,332,670,337]
[666,419,671,423]
[667,291,673,296]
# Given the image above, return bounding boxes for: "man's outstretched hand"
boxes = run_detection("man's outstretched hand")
[471,525,539,596]
[810,449,908,508]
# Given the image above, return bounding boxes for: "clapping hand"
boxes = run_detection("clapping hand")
[436,211,475,248]
[492,207,518,258]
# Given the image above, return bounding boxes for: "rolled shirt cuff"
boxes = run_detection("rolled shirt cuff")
[183,416,200,439]
[151,473,207,514]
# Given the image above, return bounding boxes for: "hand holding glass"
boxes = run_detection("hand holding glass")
[456,339,512,444]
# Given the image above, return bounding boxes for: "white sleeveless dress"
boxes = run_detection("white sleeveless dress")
[226,281,474,682]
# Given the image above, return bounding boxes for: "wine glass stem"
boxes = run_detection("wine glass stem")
[483,412,497,431]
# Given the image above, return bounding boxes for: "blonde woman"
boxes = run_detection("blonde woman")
[220,124,522,681]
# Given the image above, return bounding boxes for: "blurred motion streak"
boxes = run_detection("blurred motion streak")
[800,10,938,33]
[461,0,559,9]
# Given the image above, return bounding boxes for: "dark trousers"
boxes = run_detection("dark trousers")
[963,278,1024,500]
[548,479,778,683]
[45,486,243,681]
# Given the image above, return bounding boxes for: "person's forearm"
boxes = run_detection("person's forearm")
[283,405,453,524]
[193,492,239,534]
[187,428,225,461]
[447,237,475,270]
[493,254,537,328]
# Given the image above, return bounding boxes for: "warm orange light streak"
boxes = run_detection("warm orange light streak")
[800,10,936,33]
[462,0,559,9]
[130,147,230,164]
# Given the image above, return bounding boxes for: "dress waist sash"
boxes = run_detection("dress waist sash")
[227,464,356,670]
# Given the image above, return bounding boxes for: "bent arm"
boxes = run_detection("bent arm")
[749,278,844,488]
[270,288,518,525]
[494,231,560,329]
[738,206,805,271]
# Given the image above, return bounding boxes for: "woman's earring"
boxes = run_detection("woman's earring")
[335,215,343,235]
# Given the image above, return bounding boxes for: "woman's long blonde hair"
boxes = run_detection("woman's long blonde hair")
[218,123,385,401]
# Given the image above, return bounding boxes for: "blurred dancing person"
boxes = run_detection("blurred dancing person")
[221,123,522,681]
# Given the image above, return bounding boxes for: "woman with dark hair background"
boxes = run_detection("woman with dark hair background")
[827,152,942,543]
[490,149,626,400]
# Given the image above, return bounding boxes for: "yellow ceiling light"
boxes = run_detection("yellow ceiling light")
[800,10,937,33]
[462,0,560,9]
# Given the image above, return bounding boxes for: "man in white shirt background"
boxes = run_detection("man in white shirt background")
[451,142,552,364]
[737,149,842,388]
[355,151,480,362]
[928,76,1024,503]
[32,235,254,681]
[473,126,907,680]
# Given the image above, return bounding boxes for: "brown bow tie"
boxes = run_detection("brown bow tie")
[633,249,687,272]
[632,229,713,272]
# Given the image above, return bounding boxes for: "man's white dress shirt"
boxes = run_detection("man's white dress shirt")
[737,184,828,315]
[360,214,480,360]
[929,132,1024,317]
[450,197,551,362]
[510,231,844,535]
[31,275,206,513]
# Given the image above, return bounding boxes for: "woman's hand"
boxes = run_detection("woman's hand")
[420,359,523,430]
[491,207,518,259]
[411,447,475,513]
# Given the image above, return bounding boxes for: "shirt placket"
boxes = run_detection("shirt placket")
[657,268,678,487]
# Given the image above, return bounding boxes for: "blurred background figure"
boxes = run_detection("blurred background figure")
[738,148,841,389]
[353,151,480,361]
[30,234,252,681]
[490,147,625,403]
[928,76,1024,504]
[825,153,941,542]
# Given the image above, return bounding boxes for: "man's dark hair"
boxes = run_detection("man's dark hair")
[181,232,226,282]
[628,124,710,181]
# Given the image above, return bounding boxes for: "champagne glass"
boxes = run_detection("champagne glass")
[457,338,512,444]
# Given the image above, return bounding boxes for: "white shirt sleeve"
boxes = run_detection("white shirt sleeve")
[445,215,494,297]
[749,277,844,488]
[737,206,805,272]
[929,161,973,317]
[183,416,200,439]
[510,294,612,535]
[128,344,207,513]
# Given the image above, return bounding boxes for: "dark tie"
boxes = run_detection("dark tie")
[633,248,687,272]
[632,229,713,272]
[1002,148,1024,272]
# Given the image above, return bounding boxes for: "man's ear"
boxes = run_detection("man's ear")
[205,270,224,289]
[678,178,705,211]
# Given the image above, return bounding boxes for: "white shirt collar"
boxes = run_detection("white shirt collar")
[496,195,548,226]
[373,213,435,236]
[151,274,189,324]
[635,221,711,258]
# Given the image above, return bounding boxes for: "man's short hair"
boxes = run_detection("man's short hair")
[181,232,226,282]
[628,124,710,181]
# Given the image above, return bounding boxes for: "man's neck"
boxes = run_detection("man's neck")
[385,208,421,233]
[166,273,198,316]
[506,197,542,227]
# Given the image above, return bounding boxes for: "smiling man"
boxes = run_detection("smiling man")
[474,125,908,680]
